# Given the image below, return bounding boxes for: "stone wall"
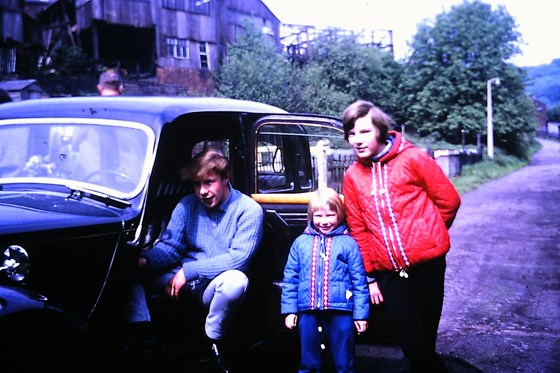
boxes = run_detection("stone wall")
[32,72,210,98]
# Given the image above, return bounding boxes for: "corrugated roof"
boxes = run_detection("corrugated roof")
[0,79,38,91]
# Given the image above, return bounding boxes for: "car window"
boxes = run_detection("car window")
[192,140,230,159]
[0,119,154,197]
[256,122,353,194]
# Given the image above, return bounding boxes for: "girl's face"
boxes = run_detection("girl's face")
[347,116,384,159]
[312,206,339,234]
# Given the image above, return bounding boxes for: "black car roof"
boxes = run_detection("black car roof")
[0,96,288,131]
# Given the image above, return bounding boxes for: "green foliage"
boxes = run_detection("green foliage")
[215,24,402,117]
[451,154,526,194]
[303,30,404,117]
[451,139,540,194]
[214,20,297,110]
[400,0,537,157]
[215,21,355,115]
[548,105,560,122]
[404,132,470,151]
[289,62,353,116]
[215,2,540,158]
[51,46,92,75]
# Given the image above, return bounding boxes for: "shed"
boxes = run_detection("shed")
[547,122,560,138]
[0,79,49,101]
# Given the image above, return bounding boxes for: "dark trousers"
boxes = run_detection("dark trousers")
[377,256,448,373]
[298,310,356,373]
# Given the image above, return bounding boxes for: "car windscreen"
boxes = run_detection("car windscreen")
[0,118,155,199]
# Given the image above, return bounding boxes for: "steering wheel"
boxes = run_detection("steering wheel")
[83,169,136,190]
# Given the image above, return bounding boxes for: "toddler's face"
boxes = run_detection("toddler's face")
[312,207,338,234]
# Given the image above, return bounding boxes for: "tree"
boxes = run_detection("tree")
[50,45,92,75]
[215,23,355,115]
[302,30,404,118]
[215,24,403,117]
[401,0,536,157]
[548,105,560,122]
[214,20,301,111]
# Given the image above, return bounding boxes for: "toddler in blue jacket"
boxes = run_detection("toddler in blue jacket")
[281,187,369,373]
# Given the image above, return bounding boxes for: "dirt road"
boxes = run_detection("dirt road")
[438,138,560,372]
[356,138,560,373]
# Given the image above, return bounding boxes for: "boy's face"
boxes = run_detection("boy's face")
[347,116,384,159]
[193,170,230,209]
[312,207,338,234]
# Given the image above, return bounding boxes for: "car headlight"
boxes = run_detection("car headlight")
[1,245,30,282]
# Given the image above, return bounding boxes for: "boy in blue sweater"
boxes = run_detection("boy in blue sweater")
[125,149,264,372]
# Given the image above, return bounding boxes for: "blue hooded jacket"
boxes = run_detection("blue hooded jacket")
[281,222,370,321]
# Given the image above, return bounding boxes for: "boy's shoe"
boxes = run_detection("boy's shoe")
[119,321,161,361]
[202,338,231,373]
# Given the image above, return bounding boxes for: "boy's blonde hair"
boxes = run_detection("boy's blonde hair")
[307,187,346,224]
[180,148,230,181]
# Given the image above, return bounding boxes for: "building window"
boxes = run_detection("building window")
[262,20,274,36]
[166,37,189,59]
[163,0,186,10]
[190,0,210,15]
[199,42,210,69]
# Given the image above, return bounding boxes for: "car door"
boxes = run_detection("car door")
[246,115,355,333]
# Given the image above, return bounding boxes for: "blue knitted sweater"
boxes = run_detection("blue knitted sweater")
[143,187,264,282]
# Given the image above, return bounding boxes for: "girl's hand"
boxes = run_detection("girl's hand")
[285,314,298,329]
[369,282,384,305]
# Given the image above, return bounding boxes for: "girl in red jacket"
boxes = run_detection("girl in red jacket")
[341,100,461,373]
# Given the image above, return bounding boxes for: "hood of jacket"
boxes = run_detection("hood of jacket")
[301,221,351,238]
[356,130,415,167]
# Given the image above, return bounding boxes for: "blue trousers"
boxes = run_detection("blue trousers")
[298,310,356,373]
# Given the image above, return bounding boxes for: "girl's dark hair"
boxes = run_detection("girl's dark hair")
[342,100,394,143]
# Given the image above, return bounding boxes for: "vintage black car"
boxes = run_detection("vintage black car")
[0,96,387,369]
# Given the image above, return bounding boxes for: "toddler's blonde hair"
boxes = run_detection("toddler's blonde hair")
[307,187,346,224]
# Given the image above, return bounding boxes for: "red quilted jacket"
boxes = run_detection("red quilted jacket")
[342,131,461,274]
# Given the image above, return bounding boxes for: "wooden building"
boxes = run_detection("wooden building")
[1,0,280,93]
[72,0,281,93]
[0,0,25,74]
[2,1,391,95]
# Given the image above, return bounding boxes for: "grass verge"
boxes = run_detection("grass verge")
[450,140,542,194]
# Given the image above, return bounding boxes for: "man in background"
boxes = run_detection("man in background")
[97,69,123,96]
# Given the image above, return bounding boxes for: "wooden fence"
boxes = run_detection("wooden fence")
[313,147,482,192]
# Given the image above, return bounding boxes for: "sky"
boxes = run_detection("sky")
[262,0,557,67]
